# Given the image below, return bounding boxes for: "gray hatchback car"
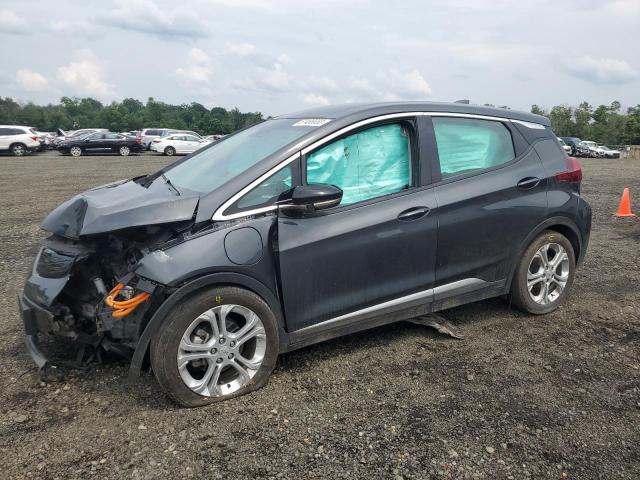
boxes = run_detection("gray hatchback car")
[20,102,591,406]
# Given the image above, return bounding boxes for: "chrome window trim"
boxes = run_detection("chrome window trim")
[212,111,544,221]
[511,119,547,130]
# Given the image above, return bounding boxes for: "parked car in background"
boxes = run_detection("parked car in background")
[599,146,621,158]
[54,128,107,147]
[138,128,173,150]
[150,133,211,156]
[557,137,571,155]
[582,141,605,158]
[0,125,41,156]
[559,137,590,157]
[20,102,591,406]
[57,131,143,157]
[205,134,226,142]
[163,130,202,139]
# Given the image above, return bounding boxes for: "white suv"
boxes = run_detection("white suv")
[0,125,41,156]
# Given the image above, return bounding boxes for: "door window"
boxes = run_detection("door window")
[432,117,515,178]
[228,165,293,213]
[305,123,412,206]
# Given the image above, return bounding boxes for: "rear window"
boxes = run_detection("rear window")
[433,117,515,178]
[145,129,160,136]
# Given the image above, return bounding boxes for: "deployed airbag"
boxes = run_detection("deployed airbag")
[306,123,411,205]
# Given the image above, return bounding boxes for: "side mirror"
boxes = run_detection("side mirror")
[278,184,343,214]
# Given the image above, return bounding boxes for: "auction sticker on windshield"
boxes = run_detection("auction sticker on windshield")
[292,119,331,127]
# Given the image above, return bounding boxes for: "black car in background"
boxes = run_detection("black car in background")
[559,137,590,157]
[57,131,143,157]
[20,102,591,407]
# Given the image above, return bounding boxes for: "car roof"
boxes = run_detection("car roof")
[276,101,551,126]
[0,125,31,129]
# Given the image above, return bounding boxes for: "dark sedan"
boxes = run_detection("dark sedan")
[58,132,143,157]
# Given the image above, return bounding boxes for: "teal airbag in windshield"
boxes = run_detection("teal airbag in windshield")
[307,123,410,205]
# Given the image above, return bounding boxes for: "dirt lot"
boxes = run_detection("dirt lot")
[0,151,638,479]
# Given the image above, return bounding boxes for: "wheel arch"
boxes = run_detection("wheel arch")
[9,142,27,152]
[128,271,284,380]
[506,216,583,291]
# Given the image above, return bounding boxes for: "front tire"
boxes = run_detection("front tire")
[164,146,176,156]
[510,230,576,314]
[150,286,279,407]
[11,143,27,156]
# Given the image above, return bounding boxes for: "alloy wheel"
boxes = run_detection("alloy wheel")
[119,146,130,156]
[526,243,570,305]
[177,304,266,397]
[70,146,82,157]
[12,144,26,156]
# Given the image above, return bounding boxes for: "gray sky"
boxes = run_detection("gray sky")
[1,0,638,116]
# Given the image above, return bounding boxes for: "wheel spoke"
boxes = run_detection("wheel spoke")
[235,352,262,371]
[194,363,221,395]
[218,304,235,337]
[527,270,545,289]
[231,312,260,341]
[228,360,251,382]
[550,251,568,269]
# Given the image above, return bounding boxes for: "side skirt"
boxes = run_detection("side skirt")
[281,278,506,353]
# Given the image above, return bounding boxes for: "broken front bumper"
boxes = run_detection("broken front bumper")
[18,290,55,369]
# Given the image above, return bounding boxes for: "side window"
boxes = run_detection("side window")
[432,117,515,178]
[305,123,412,206]
[227,166,293,214]
[0,128,8,135]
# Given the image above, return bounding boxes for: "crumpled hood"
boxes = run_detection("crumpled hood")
[40,178,200,239]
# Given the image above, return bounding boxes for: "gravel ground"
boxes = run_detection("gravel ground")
[0,151,639,480]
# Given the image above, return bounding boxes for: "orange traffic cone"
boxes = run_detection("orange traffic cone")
[615,188,636,217]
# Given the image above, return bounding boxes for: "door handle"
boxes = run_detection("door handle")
[517,177,541,190]
[398,206,430,221]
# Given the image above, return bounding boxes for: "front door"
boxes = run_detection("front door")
[277,119,438,334]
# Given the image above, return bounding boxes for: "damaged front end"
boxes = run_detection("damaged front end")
[19,228,173,377]
[19,177,200,378]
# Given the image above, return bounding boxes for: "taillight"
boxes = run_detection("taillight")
[152,139,161,143]
[555,156,582,184]
[135,136,142,144]
[31,135,38,141]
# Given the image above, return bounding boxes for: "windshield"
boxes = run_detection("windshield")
[162,118,325,193]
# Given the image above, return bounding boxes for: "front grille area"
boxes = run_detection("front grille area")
[36,248,75,278]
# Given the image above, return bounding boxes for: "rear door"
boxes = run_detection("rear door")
[276,117,438,335]
[183,135,202,153]
[0,128,10,150]
[428,115,548,299]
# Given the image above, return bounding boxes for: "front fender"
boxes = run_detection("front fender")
[128,272,285,379]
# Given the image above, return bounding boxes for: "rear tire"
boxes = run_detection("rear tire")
[510,230,576,314]
[150,286,279,407]
[70,146,82,157]
[164,146,175,156]
[10,143,27,156]
[119,145,130,156]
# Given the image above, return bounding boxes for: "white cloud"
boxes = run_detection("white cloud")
[226,42,257,57]
[303,76,338,93]
[302,93,330,106]
[16,69,49,91]
[382,69,432,98]
[346,76,379,98]
[0,9,28,34]
[174,48,213,96]
[101,0,209,38]
[56,50,114,98]
[277,53,292,65]
[187,48,211,65]
[560,55,637,84]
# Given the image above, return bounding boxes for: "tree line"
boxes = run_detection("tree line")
[530,101,640,146]
[2,96,640,145]
[0,97,264,135]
